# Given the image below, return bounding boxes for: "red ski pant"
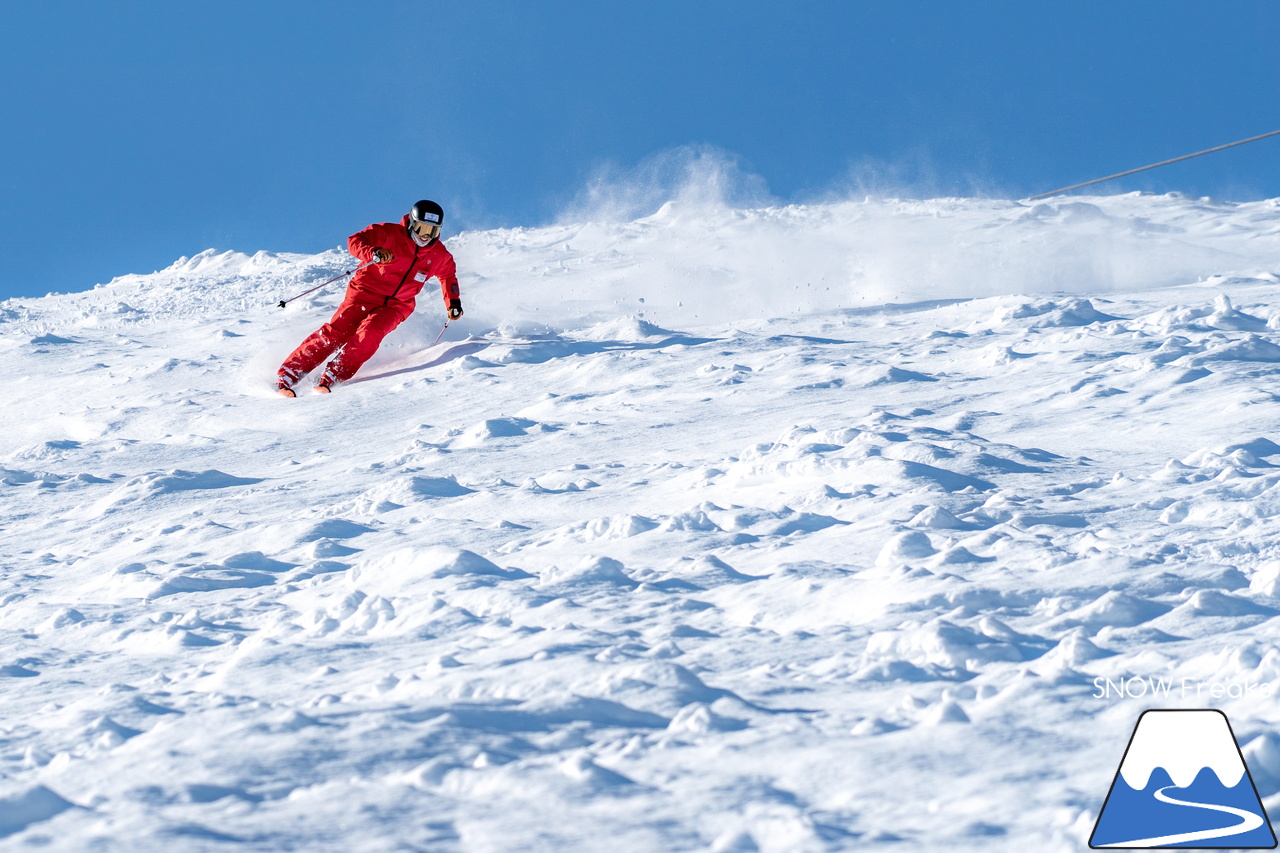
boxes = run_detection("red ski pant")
[279,296,405,385]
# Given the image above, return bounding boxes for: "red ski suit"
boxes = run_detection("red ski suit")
[279,215,459,386]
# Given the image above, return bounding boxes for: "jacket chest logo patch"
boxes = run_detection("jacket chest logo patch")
[414,271,428,283]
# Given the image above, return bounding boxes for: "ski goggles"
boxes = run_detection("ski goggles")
[412,220,441,239]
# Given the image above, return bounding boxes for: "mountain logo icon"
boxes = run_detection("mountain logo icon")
[1090,709,1277,848]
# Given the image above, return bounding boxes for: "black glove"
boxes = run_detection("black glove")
[372,248,393,264]
[448,299,464,320]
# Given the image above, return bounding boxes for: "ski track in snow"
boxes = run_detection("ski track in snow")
[4,195,1280,850]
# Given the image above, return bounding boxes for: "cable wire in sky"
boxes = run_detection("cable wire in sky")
[1027,128,1280,201]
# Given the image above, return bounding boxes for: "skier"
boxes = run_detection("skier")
[276,200,462,396]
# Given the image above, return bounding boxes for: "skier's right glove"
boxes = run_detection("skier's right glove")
[372,248,393,263]
[448,299,464,320]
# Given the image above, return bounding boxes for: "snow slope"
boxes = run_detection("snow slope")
[5,193,1280,851]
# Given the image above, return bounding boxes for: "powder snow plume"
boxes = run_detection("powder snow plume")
[8,193,1278,340]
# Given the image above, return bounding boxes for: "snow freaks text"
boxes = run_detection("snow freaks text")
[1093,676,1277,701]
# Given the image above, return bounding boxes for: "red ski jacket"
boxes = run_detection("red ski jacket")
[346,215,460,321]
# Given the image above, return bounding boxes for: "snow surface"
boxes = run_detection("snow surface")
[5,193,1280,850]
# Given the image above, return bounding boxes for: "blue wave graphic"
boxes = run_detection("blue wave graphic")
[1091,766,1276,848]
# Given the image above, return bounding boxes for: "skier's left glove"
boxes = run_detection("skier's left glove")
[448,299,464,320]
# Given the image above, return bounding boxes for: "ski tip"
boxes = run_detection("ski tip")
[277,387,296,398]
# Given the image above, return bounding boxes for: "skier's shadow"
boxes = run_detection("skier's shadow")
[355,339,492,383]
[355,333,720,384]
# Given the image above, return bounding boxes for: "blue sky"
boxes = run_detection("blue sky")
[2,1,1278,301]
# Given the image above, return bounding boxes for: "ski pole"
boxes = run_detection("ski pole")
[276,259,376,309]
[429,320,451,347]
